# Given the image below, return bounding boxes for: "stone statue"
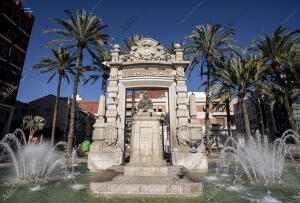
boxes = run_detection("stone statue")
[138,92,153,111]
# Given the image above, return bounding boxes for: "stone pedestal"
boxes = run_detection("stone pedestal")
[172,152,208,171]
[124,110,167,176]
[88,141,123,171]
[88,94,123,171]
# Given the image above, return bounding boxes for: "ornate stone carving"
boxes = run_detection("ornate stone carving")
[177,125,190,146]
[104,125,117,146]
[176,68,185,78]
[137,92,153,111]
[122,67,172,78]
[119,38,175,62]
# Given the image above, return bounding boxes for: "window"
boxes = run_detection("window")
[18,19,27,31]
[10,52,19,66]
[158,109,162,112]
[4,4,13,18]
[15,34,26,50]
[0,20,9,37]
[216,107,223,112]
[216,118,225,125]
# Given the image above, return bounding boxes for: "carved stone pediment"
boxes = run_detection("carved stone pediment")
[119,38,175,62]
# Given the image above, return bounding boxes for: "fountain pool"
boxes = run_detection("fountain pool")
[0,129,300,202]
[1,162,300,202]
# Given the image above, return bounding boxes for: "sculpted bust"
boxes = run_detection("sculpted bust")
[138,92,153,111]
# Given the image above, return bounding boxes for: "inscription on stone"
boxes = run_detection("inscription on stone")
[139,127,152,156]
[122,67,172,78]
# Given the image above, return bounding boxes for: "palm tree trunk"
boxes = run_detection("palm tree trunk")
[272,62,297,131]
[225,99,232,136]
[256,98,265,136]
[67,47,83,151]
[240,96,251,139]
[205,55,212,153]
[102,76,108,113]
[28,129,34,144]
[283,92,297,131]
[260,99,271,136]
[50,73,62,146]
[103,77,107,97]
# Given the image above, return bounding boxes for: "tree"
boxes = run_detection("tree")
[22,115,46,144]
[213,55,256,139]
[32,47,75,146]
[122,34,143,53]
[207,55,235,137]
[83,50,110,97]
[250,26,300,131]
[43,9,111,150]
[184,22,238,152]
[246,53,273,136]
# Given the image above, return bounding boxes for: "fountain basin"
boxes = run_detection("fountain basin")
[89,166,202,195]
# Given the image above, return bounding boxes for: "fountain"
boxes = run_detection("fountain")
[217,129,300,183]
[0,129,75,182]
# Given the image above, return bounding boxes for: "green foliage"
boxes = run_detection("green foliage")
[122,34,143,53]
[22,115,46,133]
[32,46,75,83]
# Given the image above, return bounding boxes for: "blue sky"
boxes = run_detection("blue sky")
[17,0,300,102]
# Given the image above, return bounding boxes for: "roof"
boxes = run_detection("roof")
[77,100,99,115]
[127,90,166,99]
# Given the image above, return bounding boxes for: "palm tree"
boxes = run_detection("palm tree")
[22,115,46,144]
[250,26,300,131]
[83,50,110,97]
[214,55,256,139]
[122,34,143,53]
[43,9,111,150]
[32,46,75,146]
[246,53,273,136]
[208,55,235,137]
[184,22,238,152]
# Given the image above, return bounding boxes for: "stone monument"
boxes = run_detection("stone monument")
[124,92,168,176]
[88,38,207,172]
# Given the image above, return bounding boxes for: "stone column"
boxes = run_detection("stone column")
[175,65,189,125]
[168,82,177,151]
[117,83,126,151]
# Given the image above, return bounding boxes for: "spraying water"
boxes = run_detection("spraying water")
[0,129,76,182]
[217,130,300,183]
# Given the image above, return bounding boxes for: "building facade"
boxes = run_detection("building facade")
[234,99,277,136]
[0,0,34,137]
[11,95,95,143]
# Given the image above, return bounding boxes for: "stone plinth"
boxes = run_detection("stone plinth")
[88,142,123,171]
[124,166,168,176]
[129,110,164,165]
[90,181,202,195]
[172,152,208,171]
[124,110,167,176]
[90,166,202,195]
